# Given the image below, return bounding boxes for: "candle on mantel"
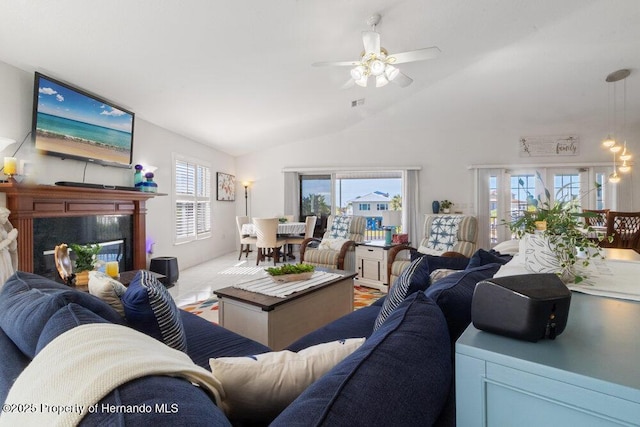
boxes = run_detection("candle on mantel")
[3,157,17,176]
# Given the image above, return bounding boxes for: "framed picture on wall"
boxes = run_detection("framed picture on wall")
[216,172,236,201]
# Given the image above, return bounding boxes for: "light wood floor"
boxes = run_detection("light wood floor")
[169,248,300,307]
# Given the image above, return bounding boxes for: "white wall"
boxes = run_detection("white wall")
[235,68,639,246]
[0,61,237,271]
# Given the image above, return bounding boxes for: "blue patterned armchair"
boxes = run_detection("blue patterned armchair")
[387,214,478,284]
[300,215,367,272]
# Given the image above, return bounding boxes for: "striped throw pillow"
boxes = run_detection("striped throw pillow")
[122,270,187,352]
[373,256,431,331]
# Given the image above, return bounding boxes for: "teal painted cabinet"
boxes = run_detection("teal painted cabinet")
[456,292,640,426]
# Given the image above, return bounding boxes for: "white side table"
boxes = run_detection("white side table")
[355,240,405,291]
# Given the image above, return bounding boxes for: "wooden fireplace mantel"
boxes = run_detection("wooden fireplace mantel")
[0,181,162,273]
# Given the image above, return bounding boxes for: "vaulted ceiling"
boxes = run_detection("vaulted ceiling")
[1,0,639,156]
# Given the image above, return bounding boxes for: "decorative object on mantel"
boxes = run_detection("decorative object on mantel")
[440,200,454,214]
[504,172,611,283]
[133,164,144,188]
[68,243,102,286]
[216,172,236,201]
[519,135,579,158]
[601,69,633,183]
[0,207,18,284]
[3,157,17,179]
[431,200,440,214]
[265,263,315,283]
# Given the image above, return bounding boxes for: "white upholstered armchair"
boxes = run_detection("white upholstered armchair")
[300,215,367,272]
[387,214,478,285]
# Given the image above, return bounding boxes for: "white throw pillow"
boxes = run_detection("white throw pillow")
[88,270,127,316]
[318,237,350,252]
[209,337,365,423]
[492,239,521,255]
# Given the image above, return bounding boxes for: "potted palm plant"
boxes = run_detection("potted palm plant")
[505,173,610,283]
[69,243,102,286]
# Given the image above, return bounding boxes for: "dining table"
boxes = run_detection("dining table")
[241,221,306,236]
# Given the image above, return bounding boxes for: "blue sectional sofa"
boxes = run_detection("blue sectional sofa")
[0,250,506,426]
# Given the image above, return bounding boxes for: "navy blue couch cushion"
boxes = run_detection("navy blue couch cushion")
[180,310,271,370]
[373,255,430,330]
[121,270,187,352]
[466,248,512,269]
[411,250,470,272]
[425,263,502,343]
[15,302,231,426]
[0,327,29,405]
[272,292,451,426]
[0,271,124,358]
[81,376,231,426]
[35,303,111,354]
[285,305,380,352]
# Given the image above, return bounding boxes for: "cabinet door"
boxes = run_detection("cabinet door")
[360,259,381,281]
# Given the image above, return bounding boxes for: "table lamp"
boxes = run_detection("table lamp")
[381,210,402,245]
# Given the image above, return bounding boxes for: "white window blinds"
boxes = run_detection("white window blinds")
[174,157,211,243]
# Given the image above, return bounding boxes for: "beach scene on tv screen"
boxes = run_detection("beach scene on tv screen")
[34,76,133,165]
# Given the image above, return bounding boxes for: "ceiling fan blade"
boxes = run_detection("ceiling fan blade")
[312,60,361,67]
[340,78,356,90]
[388,46,441,64]
[362,31,381,57]
[390,70,413,88]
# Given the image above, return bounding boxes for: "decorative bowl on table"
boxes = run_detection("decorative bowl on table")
[265,264,315,283]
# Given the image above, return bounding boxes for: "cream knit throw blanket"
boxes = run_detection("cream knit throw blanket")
[0,324,224,426]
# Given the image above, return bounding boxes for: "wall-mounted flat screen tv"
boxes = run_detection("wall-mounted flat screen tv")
[32,72,135,168]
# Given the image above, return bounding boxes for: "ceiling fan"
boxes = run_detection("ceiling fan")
[312,13,441,88]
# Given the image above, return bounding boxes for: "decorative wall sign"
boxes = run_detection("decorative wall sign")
[519,135,579,157]
[216,172,236,201]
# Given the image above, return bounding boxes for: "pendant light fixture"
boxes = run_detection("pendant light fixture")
[603,69,632,183]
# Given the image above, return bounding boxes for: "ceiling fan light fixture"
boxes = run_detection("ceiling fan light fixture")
[350,65,367,80]
[355,75,368,87]
[385,65,399,81]
[375,74,389,88]
[369,59,386,76]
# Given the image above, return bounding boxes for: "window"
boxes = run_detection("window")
[299,171,403,241]
[475,166,616,248]
[174,155,211,243]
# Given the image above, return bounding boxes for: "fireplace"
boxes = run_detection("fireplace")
[35,215,133,282]
[0,181,160,274]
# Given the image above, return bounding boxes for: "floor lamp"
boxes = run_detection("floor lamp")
[242,182,250,216]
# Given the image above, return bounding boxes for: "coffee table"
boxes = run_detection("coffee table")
[214,269,357,350]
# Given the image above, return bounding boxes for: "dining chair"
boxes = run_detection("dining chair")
[601,211,640,250]
[253,218,287,266]
[286,215,317,258]
[236,216,257,260]
[582,209,609,228]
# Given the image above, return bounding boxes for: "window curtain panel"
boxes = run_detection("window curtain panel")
[403,170,420,247]
[283,172,300,219]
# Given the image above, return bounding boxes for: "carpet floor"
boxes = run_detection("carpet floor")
[179,285,385,325]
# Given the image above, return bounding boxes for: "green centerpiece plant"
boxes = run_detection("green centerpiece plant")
[266,263,315,283]
[505,173,611,284]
